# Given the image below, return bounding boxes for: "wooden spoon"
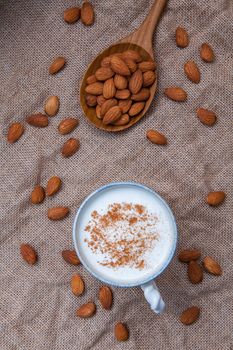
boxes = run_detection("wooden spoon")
[80,0,167,132]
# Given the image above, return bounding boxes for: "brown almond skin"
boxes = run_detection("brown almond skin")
[85,82,104,95]
[61,138,79,157]
[110,56,131,76]
[62,250,80,265]
[115,89,131,100]
[103,78,116,99]
[175,27,189,48]
[188,261,203,284]
[31,185,45,204]
[200,43,215,62]
[95,67,114,81]
[138,61,156,72]
[118,99,132,114]
[129,69,143,94]
[143,70,156,87]
[20,244,37,265]
[114,114,130,126]
[86,75,97,85]
[71,274,85,296]
[26,113,48,127]
[86,94,97,107]
[123,58,138,73]
[58,118,79,135]
[49,57,66,74]
[44,96,59,117]
[114,322,129,341]
[7,122,24,143]
[180,306,200,325]
[97,95,106,106]
[103,106,122,125]
[76,302,96,318]
[48,207,69,220]
[206,191,226,206]
[131,88,150,101]
[63,7,80,24]
[100,99,118,117]
[122,50,142,62]
[178,249,201,262]
[146,129,167,145]
[96,105,102,119]
[203,256,222,275]
[128,102,145,117]
[196,108,216,126]
[81,1,94,26]
[46,176,61,196]
[184,61,200,84]
[164,87,187,102]
[101,56,111,68]
[114,75,128,90]
[99,286,113,310]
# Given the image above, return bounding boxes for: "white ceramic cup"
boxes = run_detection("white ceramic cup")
[73,182,177,314]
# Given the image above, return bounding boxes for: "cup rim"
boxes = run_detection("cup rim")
[72,181,178,288]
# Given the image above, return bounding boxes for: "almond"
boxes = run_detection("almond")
[131,88,150,101]
[143,70,156,87]
[86,94,97,107]
[196,108,216,126]
[7,122,24,143]
[203,256,222,276]
[85,82,104,95]
[164,87,187,102]
[58,118,79,135]
[114,75,128,90]
[178,249,201,262]
[175,27,189,48]
[138,60,156,72]
[188,261,203,284]
[103,106,122,125]
[61,138,80,157]
[101,56,111,68]
[206,191,226,206]
[200,43,215,63]
[76,302,96,318]
[63,7,80,24]
[49,57,66,75]
[110,56,131,76]
[26,113,48,127]
[71,274,85,296]
[48,207,69,220]
[118,99,132,114]
[146,129,167,145]
[180,306,200,325]
[115,89,131,100]
[128,102,145,117]
[97,95,106,106]
[31,185,45,204]
[123,58,138,73]
[122,50,142,62]
[95,67,114,81]
[86,74,97,85]
[103,78,116,99]
[46,176,61,196]
[62,250,80,265]
[100,99,118,117]
[96,105,102,119]
[81,1,94,26]
[20,244,37,265]
[184,61,200,83]
[114,114,130,126]
[44,95,59,116]
[99,286,113,310]
[129,69,143,94]
[114,322,129,341]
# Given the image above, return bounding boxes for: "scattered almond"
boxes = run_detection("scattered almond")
[62,250,80,265]
[180,306,200,325]
[100,99,118,117]
[164,87,187,101]
[20,244,37,265]
[128,102,145,117]
[86,75,97,85]
[114,75,128,90]
[49,57,66,75]
[206,191,226,206]
[46,176,61,196]
[31,185,45,204]
[48,207,69,220]
[76,302,96,318]
[196,108,216,126]
[58,118,79,135]
[138,60,156,72]
[95,67,114,81]
[71,274,85,296]
[99,286,113,310]
[178,249,201,262]
[146,129,167,145]
[184,61,200,83]
[61,138,80,157]
[26,113,48,127]
[122,50,142,62]
[63,7,80,24]
[175,27,189,48]
[81,1,94,26]
[114,322,129,341]
[143,70,156,87]
[203,256,222,275]
[44,96,59,117]
[103,78,116,99]
[188,261,203,284]
[7,122,24,144]
[200,43,215,63]
[86,94,97,107]
[85,82,104,95]
[114,114,130,126]
[131,88,150,101]
[110,56,131,76]
[115,89,131,100]
[118,99,132,114]
[103,106,122,125]
[129,69,143,94]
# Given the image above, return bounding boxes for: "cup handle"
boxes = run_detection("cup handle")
[141,280,165,314]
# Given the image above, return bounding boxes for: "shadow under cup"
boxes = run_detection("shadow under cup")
[72,182,178,288]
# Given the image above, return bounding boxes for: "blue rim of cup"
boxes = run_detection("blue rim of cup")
[72,181,178,288]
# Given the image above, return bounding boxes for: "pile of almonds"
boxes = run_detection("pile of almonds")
[85,50,156,126]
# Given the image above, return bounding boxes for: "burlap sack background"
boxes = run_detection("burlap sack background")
[1,0,233,349]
